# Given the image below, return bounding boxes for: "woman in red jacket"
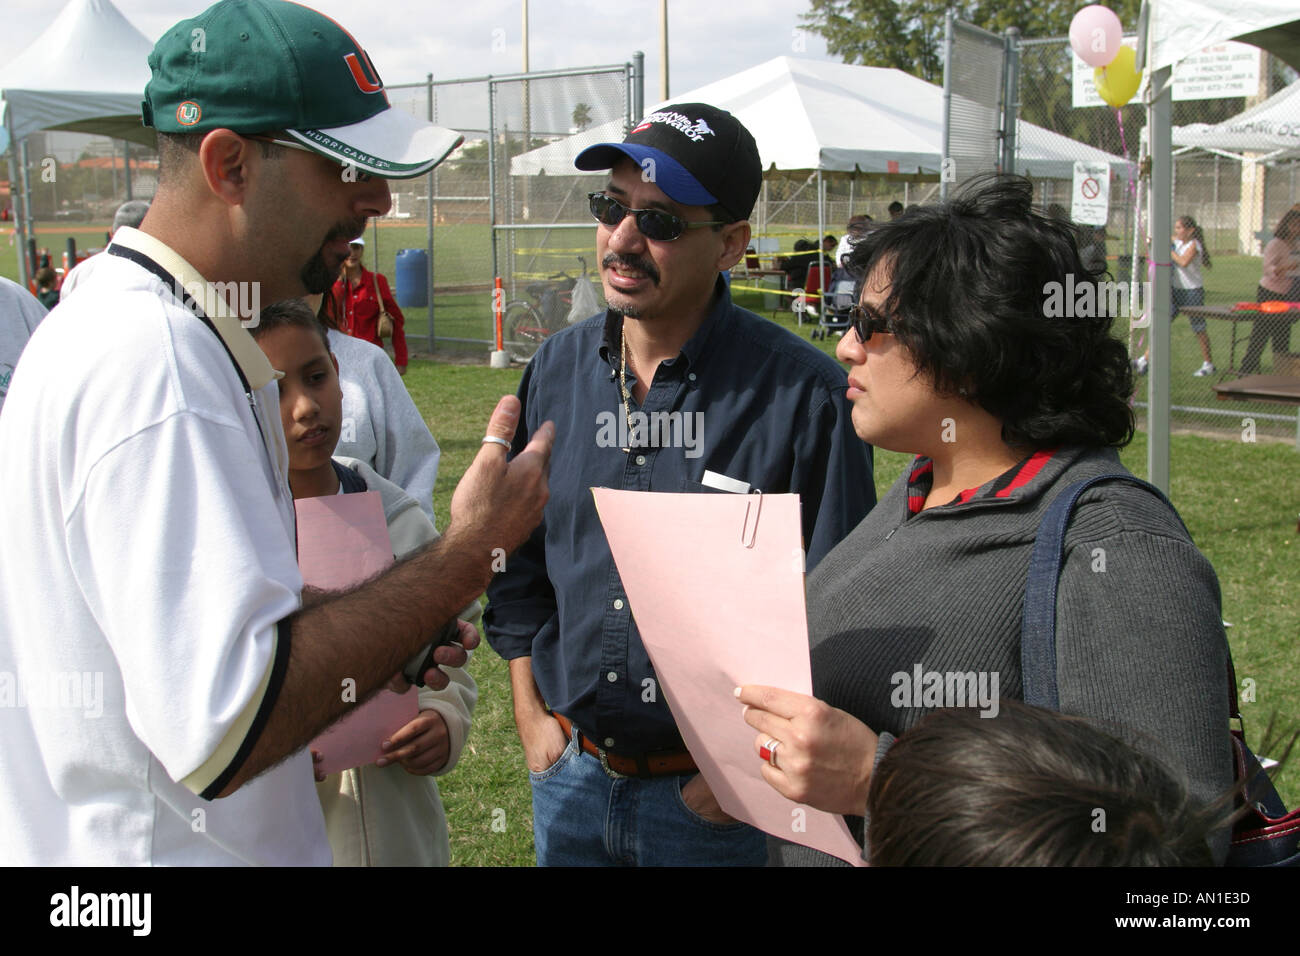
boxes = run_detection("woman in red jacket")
[332,237,408,375]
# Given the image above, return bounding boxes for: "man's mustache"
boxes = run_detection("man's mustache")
[602,253,660,285]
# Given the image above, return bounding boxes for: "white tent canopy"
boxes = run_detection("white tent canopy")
[511,57,1127,180]
[1148,0,1300,75]
[1172,78,1300,161]
[0,0,154,155]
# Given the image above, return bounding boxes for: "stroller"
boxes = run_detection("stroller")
[811,268,858,340]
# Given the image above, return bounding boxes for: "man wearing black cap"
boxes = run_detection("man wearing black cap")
[485,103,875,866]
[0,0,551,865]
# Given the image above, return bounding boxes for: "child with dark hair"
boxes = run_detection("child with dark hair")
[1134,214,1214,377]
[251,298,478,866]
[865,701,1224,866]
[33,267,59,310]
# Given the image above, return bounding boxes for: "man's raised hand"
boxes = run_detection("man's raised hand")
[448,395,554,563]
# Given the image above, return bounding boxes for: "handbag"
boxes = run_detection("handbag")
[1021,472,1300,867]
[372,274,394,339]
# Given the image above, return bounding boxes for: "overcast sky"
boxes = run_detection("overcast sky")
[1,0,836,100]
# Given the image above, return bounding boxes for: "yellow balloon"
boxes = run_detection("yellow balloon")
[1094,45,1142,108]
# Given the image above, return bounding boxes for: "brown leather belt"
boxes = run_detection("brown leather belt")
[552,712,697,778]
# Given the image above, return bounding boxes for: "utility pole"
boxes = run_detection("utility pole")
[660,0,669,101]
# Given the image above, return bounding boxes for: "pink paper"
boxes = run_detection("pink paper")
[593,488,865,866]
[296,492,418,775]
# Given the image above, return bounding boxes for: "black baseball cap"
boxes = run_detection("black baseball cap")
[574,103,762,221]
[142,0,463,179]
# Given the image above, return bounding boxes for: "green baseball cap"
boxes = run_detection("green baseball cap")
[142,0,462,179]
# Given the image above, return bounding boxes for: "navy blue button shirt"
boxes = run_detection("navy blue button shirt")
[484,278,876,754]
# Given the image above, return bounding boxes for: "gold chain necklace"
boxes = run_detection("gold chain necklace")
[619,319,634,454]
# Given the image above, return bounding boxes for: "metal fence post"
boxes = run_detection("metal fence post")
[940,10,954,201]
[1001,27,1020,176]
[632,50,645,124]
[426,72,435,352]
[1149,64,1173,494]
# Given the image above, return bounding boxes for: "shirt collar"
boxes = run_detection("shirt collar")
[597,274,733,373]
[905,448,1062,516]
[108,227,279,390]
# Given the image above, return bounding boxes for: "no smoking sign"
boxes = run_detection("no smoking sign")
[1071,162,1110,227]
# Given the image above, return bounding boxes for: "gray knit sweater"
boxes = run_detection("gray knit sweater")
[769,445,1233,866]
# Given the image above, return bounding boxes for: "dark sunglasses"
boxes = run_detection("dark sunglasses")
[588,192,727,241]
[848,304,896,343]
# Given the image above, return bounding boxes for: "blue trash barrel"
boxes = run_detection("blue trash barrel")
[394,248,429,309]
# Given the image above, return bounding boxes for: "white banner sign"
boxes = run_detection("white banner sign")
[1072,40,1261,108]
[1071,161,1110,226]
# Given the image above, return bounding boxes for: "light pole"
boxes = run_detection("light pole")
[660,0,669,101]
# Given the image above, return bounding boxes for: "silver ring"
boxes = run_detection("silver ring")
[481,436,511,449]
[765,738,781,769]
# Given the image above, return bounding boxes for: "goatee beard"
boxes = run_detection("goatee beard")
[300,249,335,295]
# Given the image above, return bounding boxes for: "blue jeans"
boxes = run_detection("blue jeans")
[529,732,767,866]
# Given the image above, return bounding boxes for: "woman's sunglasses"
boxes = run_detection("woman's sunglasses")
[848,304,896,343]
[588,192,727,241]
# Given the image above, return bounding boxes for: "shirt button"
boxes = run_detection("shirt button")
[604,737,616,748]
[688,372,697,381]
[613,598,625,610]
[606,671,618,682]
[634,454,646,466]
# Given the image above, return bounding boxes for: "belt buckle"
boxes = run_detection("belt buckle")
[596,746,630,780]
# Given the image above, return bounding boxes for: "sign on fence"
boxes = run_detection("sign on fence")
[1071,161,1110,226]
[1072,40,1261,108]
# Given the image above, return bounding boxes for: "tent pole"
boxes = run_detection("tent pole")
[1148,66,1173,494]
[6,111,28,289]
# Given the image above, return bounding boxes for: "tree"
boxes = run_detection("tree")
[572,102,593,131]
[801,1,1143,84]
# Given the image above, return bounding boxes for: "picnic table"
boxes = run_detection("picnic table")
[1181,303,1300,373]
[1213,373,1300,448]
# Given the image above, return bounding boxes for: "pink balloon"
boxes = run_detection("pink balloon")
[1070,5,1123,68]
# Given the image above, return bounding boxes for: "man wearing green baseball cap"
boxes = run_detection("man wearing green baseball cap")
[0,0,554,866]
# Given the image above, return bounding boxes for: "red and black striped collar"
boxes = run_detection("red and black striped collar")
[906,448,1057,516]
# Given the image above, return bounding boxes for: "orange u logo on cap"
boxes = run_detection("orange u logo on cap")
[176,101,201,126]
[344,50,383,94]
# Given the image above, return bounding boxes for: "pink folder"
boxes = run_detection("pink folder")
[594,488,865,865]
[296,491,418,775]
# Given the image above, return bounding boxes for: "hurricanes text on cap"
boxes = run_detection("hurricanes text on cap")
[142,0,463,179]
[574,103,762,222]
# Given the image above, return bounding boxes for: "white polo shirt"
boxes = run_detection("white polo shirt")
[0,228,330,865]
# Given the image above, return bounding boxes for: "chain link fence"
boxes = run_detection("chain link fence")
[374,64,633,356]
[1015,36,1300,447]
[489,65,632,360]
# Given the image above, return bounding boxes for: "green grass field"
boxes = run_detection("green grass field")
[7,223,1297,865]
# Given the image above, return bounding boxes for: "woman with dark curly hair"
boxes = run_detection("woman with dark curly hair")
[732,175,1234,866]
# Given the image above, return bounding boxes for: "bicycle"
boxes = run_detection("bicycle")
[502,257,592,363]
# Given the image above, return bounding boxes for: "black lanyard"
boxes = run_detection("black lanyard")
[105,244,271,464]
